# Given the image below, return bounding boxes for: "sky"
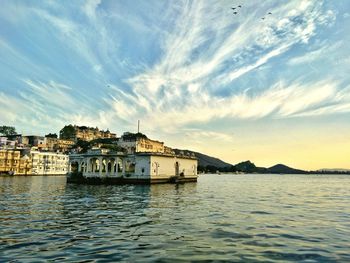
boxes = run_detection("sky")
[0,0,350,170]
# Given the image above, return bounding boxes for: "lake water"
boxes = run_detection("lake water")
[1,174,350,262]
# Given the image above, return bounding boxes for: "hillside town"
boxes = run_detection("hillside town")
[0,125,198,183]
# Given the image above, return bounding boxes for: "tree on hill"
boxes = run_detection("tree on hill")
[234,160,257,173]
[45,133,58,138]
[60,125,75,139]
[0,126,17,136]
[75,139,90,153]
[92,138,119,144]
[205,165,218,173]
[121,132,148,141]
[233,161,268,173]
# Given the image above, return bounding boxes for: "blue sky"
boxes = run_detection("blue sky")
[1,0,350,169]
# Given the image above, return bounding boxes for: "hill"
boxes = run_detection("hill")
[267,164,306,174]
[173,149,231,170]
[317,168,350,173]
[173,150,305,174]
[233,160,267,173]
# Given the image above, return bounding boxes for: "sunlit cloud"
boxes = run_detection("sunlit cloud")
[98,0,346,133]
[0,0,349,168]
[184,129,234,143]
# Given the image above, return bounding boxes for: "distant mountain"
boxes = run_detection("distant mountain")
[233,160,267,173]
[173,149,231,168]
[267,164,306,174]
[317,168,350,172]
[173,149,349,174]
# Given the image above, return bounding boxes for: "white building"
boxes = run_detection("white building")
[30,151,69,175]
[117,132,165,154]
[68,149,198,184]
[0,137,7,146]
[0,137,16,148]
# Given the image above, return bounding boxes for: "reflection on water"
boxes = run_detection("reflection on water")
[1,174,350,262]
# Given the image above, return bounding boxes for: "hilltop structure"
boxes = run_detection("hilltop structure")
[0,124,198,182]
[44,136,75,153]
[59,125,116,142]
[0,134,75,153]
[118,132,175,154]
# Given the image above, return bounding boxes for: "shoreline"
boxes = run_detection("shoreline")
[2,173,350,178]
[0,174,67,177]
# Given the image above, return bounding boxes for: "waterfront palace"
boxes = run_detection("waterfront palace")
[1,127,198,183]
[68,148,198,184]
[68,132,198,184]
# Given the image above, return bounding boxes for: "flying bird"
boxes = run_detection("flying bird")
[238,5,242,8]
[268,12,272,15]
[233,12,238,15]
[261,17,265,20]
[231,7,236,10]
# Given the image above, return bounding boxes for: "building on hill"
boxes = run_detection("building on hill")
[164,146,175,155]
[0,137,6,146]
[3,134,47,148]
[5,134,22,142]
[19,135,46,148]
[45,137,57,151]
[118,132,165,154]
[3,134,22,147]
[57,139,75,152]
[21,135,29,146]
[59,125,116,142]
[44,137,75,153]
[0,137,16,148]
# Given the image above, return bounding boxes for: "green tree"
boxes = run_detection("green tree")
[75,139,91,153]
[45,133,58,138]
[0,126,16,136]
[59,125,75,139]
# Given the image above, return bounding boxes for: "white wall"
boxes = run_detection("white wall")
[134,155,151,179]
[69,153,197,181]
[149,155,197,179]
[31,151,69,175]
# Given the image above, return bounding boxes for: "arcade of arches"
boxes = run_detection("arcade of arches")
[69,156,124,176]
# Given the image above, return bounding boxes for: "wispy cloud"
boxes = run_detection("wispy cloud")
[21,79,75,108]
[83,0,101,21]
[184,129,234,143]
[0,0,348,140]
[0,90,66,134]
[287,41,342,65]
[101,0,345,134]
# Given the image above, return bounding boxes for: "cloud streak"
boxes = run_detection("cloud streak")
[100,0,347,134]
[0,0,349,139]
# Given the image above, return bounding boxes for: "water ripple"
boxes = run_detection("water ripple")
[1,174,350,262]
